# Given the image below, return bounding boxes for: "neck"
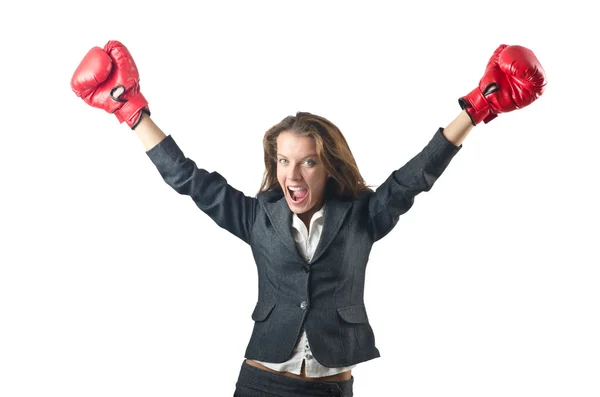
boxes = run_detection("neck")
[298,200,325,232]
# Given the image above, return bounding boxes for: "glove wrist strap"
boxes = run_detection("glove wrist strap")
[459,87,496,125]
[115,92,150,129]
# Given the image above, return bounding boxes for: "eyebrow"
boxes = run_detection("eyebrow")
[276,153,318,159]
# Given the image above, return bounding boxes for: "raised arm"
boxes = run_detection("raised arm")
[142,123,257,244]
[368,44,546,242]
[71,40,257,244]
[134,113,167,150]
[441,111,473,147]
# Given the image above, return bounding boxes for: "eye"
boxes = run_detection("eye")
[278,158,288,165]
[304,159,316,166]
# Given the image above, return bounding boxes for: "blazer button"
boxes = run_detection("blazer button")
[300,301,308,310]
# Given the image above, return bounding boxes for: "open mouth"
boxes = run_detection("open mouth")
[288,186,308,203]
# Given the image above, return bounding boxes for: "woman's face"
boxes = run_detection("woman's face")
[276,131,329,221]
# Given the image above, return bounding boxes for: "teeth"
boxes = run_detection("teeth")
[288,187,306,191]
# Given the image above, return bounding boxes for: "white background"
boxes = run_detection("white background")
[1,1,598,396]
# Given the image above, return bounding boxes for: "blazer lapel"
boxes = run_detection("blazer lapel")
[263,196,353,264]
[264,197,298,257]
[310,198,351,264]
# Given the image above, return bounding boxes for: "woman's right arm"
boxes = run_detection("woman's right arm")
[134,113,167,151]
[72,41,257,244]
[141,119,257,244]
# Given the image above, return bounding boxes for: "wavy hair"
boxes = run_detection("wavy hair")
[258,112,371,199]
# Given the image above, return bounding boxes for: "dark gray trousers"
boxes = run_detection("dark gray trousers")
[234,360,354,397]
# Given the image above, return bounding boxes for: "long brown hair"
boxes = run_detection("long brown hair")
[258,112,371,199]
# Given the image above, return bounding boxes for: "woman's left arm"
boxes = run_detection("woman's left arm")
[368,44,546,242]
[441,111,474,147]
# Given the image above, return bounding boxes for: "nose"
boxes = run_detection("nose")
[287,164,302,181]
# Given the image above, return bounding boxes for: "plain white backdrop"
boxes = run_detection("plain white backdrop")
[1,1,598,396]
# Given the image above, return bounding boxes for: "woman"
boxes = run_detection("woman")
[71,41,546,397]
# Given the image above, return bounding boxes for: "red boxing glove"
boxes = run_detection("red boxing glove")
[71,41,150,129]
[459,44,547,125]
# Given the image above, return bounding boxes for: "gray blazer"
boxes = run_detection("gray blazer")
[146,128,461,367]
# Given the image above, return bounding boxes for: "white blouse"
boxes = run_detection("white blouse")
[252,203,357,377]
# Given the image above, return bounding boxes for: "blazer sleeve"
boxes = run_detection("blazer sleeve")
[145,135,257,244]
[368,128,462,242]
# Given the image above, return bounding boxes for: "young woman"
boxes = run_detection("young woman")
[71,41,546,397]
